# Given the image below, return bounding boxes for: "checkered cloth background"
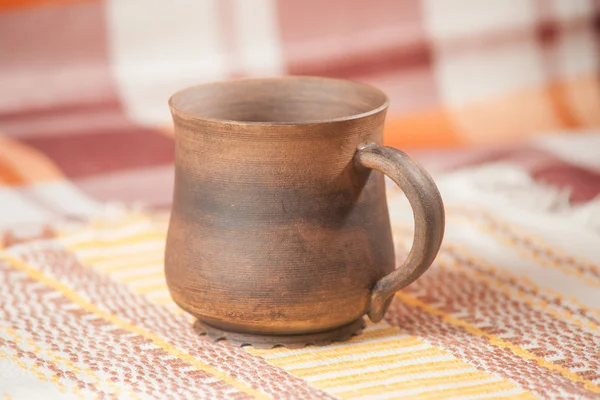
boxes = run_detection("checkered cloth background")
[1,1,600,399]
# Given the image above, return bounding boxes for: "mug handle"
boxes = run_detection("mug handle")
[355,144,445,323]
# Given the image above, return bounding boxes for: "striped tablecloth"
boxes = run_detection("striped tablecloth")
[2,1,600,398]
[2,133,600,399]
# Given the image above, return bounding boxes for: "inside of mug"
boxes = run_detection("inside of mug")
[169,77,388,124]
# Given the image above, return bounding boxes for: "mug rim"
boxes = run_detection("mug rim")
[168,75,389,127]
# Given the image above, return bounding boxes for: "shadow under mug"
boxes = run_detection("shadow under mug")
[165,76,445,348]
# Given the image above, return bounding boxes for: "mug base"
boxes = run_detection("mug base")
[194,317,366,349]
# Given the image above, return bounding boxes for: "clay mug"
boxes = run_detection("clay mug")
[165,76,445,348]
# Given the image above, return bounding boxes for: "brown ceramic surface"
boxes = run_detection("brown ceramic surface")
[166,76,445,347]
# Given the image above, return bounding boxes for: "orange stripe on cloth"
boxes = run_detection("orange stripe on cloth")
[450,75,600,145]
[546,81,580,128]
[156,124,175,138]
[0,155,23,185]
[449,87,564,145]
[0,0,88,11]
[0,136,64,186]
[383,108,463,148]
[562,74,600,127]
[384,74,600,148]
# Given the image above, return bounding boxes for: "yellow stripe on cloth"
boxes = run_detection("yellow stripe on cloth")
[119,270,164,284]
[100,255,164,274]
[250,329,418,364]
[68,232,166,250]
[135,282,169,295]
[335,373,517,399]
[247,324,400,359]
[311,359,471,388]
[75,242,165,265]
[2,255,268,400]
[286,340,428,374]
[427,388,535,400]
